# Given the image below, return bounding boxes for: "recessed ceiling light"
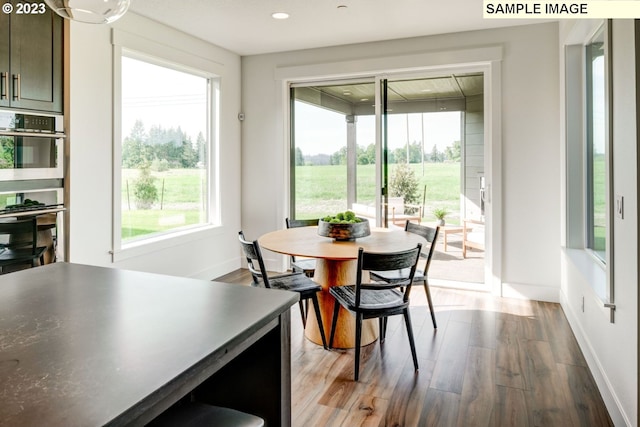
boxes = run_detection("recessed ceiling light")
[360,98,369,102]
[271,12,289,19]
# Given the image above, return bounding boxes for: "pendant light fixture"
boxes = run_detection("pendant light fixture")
[44,0,131,24]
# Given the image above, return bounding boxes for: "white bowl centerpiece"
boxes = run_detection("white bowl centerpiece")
[317,211,370,241]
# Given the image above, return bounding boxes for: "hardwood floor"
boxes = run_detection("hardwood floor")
[215,269,613,427]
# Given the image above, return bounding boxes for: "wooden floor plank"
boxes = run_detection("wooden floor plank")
[340,394,389,427]
[517,301,548,341]
[429,320,471,394]
[215,269,612,427]
[294,403,349,427]
[360,317,415,400]
[470,309,496,349]
[538,301,587,367]
[418,389,461,427]
[457,346,496,427]
[495,317,525,390]
[519,339,574,426]
[383,358,436,427]
[557,363,614,427]
[490,385,530,427]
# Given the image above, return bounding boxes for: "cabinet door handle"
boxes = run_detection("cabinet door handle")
[0,72,7,100]
[12,73,20,101]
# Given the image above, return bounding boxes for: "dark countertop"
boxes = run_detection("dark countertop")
[0,263,299,427]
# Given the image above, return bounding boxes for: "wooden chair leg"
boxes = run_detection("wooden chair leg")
[328,300,340,349]
[403,309,419,372]
[423,280,437,329]
[310,294,327,349]
[354,313,363,381]
[298,300,307,328]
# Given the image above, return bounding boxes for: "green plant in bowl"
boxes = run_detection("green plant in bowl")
[322,210,362,224]
[318,211,369,241]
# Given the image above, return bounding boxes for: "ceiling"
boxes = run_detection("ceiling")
[128,1,553,56]
[294,74,483,116]
[323,74,485,104]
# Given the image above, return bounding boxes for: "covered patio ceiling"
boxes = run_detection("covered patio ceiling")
[293,73,484,116]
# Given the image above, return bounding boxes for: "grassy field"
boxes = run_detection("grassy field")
[123,158,609,260]
[294,162,461,223]
[121,162,461,240]
[121,168,205,241]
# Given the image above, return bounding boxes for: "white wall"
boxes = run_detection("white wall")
[67,13,242,279]
[241,23,561,299]
[559,20,637,427]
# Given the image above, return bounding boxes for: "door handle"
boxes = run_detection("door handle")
[0,72,7,100]
[12,73,20,101]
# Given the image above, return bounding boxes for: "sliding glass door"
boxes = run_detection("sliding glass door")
[290,73,480,231]
[290,80,378,221]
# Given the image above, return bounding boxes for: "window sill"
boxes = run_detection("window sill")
[563,247,607,301]
[111,224,223,263]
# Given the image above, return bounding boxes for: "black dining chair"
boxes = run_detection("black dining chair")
[238,231,327,349]
[148,401,264,427]
[329,244,422,381]
[285,217,318,277]
[0,217,47,274]
[369,221,440,329]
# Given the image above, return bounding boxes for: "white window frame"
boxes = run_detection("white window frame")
[111,30,221,262]
[564,20,613,303]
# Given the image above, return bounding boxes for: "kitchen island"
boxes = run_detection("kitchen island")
[0,263,298,426]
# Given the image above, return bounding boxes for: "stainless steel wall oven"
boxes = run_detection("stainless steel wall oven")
[0,110,64,180]
[0,109,66,265]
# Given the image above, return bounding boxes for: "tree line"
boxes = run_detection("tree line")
[122,120,205,169]
[295,140,461,166]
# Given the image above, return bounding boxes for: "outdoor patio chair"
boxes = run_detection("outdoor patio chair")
[328,244,422,381]
[238,231,327,349]
[463,218,485,258]
[387,197,422,226]
[369,221,440,328]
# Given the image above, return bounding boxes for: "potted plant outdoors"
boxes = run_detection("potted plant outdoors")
[433,207,448,226]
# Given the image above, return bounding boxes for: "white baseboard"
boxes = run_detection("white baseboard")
[190,256,242,281]
[500,281,560,302]
[430,278,491,292]
[559,290,629,427]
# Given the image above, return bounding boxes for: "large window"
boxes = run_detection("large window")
[585,25,608,263]
[118,52,218,247]
[564,20,612,301]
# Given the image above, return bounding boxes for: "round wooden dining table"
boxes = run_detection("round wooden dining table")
[258,226,426,349]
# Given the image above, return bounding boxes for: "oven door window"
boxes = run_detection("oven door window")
[0,135,62,180]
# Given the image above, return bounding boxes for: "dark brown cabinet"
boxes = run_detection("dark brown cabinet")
[0,2,63,113]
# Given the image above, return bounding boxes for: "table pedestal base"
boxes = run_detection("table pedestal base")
[304,258,378,348]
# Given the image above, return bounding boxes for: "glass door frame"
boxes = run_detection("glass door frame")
[289,77,385,223]
[377,76,388,228]
[280,55,501,294]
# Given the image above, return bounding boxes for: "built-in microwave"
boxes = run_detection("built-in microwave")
[0,110,65,181]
